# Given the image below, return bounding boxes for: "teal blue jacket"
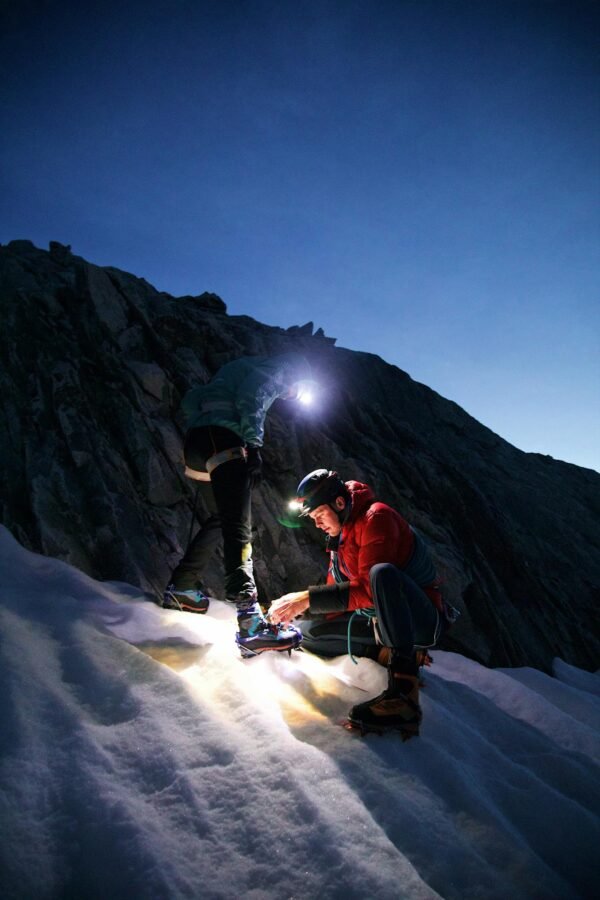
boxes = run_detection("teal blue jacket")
[181,353,311,447]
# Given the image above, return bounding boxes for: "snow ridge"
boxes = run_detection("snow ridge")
[0,526,598,900]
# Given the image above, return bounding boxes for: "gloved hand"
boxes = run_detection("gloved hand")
[246,446,263,487]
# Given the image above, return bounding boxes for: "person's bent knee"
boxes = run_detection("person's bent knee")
[370,562,401,591]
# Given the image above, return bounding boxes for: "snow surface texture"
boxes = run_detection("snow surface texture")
[0,526,598,900]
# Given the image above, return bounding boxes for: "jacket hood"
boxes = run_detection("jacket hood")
[345,481,375,521]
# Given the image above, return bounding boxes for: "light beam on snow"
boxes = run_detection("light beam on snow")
[153,606,329,730]
[237,654,330,727]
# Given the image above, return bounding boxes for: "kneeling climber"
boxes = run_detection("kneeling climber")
[269,469,455,737]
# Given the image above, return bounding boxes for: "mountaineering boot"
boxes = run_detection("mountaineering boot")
[162,584,211,614]
[347,650,422,740]
[375,647,433,669]
[375,646,432,687]
[235,602,302,658]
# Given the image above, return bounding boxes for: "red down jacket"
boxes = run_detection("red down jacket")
[310,481,442,613]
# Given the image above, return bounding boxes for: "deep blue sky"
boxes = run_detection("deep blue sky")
[2,0,598,470]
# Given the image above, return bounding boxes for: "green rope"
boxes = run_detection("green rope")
[347,608,376,664]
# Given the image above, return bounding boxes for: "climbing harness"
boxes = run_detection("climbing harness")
[184,446,248,481]
[184,465,210,482]
[207,446,247,474]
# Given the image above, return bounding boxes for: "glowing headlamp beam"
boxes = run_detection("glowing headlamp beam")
[296,389,313,406]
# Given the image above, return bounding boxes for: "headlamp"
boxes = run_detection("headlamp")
[288,379,317,406]
[296,387,313,405]
[278,498,305,529]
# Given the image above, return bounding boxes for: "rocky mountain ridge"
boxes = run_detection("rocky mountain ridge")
[1,239,598,672]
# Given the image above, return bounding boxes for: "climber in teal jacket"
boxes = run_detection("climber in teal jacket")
[164,352,313,658]
[181,352,312,446]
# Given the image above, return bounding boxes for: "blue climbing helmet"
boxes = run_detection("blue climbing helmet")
[294,469,349,515]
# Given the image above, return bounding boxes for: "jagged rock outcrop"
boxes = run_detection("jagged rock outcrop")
[1,239,599,672]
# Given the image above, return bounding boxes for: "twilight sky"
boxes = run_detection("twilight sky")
[1,0,598,470]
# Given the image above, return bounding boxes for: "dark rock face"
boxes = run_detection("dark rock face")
[1,240,598,672]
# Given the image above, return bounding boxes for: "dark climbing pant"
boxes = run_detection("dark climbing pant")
[299,563,440,659]
[169,425,256,600]
[299,611,376,658]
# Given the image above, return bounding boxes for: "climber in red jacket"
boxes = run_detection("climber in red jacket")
[269,469,448,738]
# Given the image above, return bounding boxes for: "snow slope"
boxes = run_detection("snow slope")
[0,526,598,900]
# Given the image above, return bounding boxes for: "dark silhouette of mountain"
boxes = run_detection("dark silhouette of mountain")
[1,239,598,672]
